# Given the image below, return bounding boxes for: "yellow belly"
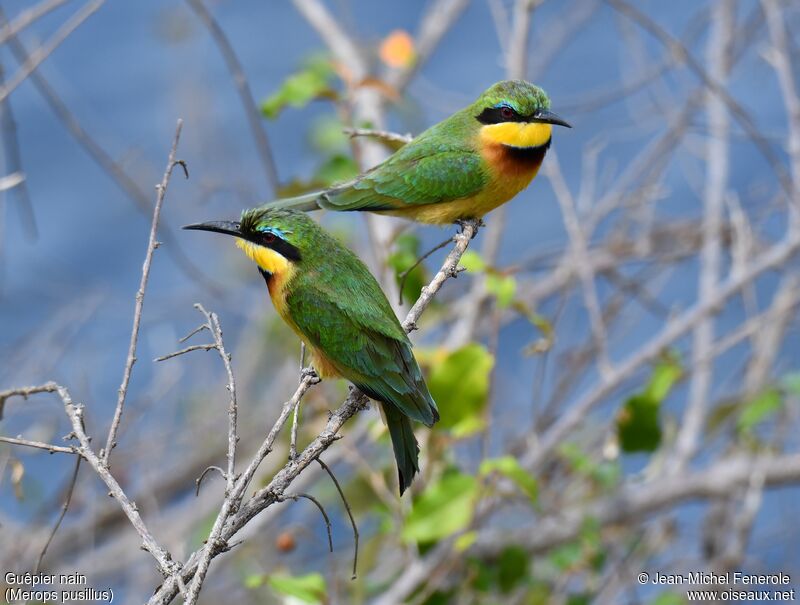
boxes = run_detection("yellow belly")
[378,163,541,225]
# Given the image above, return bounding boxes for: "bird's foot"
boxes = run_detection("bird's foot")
[300,367,320,383]
[454,218,483,237]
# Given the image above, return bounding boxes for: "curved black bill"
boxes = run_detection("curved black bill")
[183,221,242,237]
[533,109,571,128]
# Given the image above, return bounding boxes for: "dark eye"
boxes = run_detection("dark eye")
[500,106,515,120]
[263,232,276,244]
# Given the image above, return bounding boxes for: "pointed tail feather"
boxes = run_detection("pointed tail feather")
[261,190,324,213]
[383,404,420,495]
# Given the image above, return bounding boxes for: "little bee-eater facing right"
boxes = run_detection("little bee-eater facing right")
[185,208,438,494]
[266,79,570,224]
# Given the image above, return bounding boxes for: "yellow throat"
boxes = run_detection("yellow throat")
[236,239,291,276]
[479,121,552,148]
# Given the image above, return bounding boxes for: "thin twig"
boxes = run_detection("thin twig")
[523,230,800,471]
[155,344,216,362]
[290,346,308,460]
[0,0,70,46]
[57,384,178,578]
[403,219,480,332]
[0,15,220,293]
[195,466,226,497]
[672,0,732,472]
[34,456,81,572]
[185,0,279,194]
[606,0,795,199]
[343,128,413,145]
[284,492,334,553]
[0,382,59,420]
[316,457,358,579]
[0,62,36,237]
[397,235,454,305]
[0,0,104,105]
[103,119,186,466]
[0,436,75,455]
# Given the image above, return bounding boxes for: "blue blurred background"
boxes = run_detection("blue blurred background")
[2,1,799,603]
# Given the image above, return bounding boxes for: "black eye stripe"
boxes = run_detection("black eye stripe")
[476,106,529,125]
[247,229,302,261]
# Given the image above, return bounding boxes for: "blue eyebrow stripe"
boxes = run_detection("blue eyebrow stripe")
[493,101,517,111]
[257,225,288,239]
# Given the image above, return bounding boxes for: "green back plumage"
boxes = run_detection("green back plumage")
[240,208,438,492]
[263,80,552,215]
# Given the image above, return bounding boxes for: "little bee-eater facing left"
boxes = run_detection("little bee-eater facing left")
[185,208,438,494]
[265,79,570,224]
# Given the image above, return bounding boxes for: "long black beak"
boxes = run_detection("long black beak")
[533,109,571,128]
[183,220,242,237]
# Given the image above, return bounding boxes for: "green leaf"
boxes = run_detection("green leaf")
[497,546,529,593]
[309,114,349,153]
[388,233,427,304]
[459,250,486,272]
[314,153,358,186]
[645,357,682,401]
[617,394,662,453]
[737,388,782,433]
[244,574,264,589]
[616,357,682,453]
[558,442,620,489]
[261,55,336,119]
[454,530,477,552]
[267,572,326,604]
[550,541,583,571]
[402,470,478,543]
[428,344,494,437]
[479,456,537,503]
[781,372,800,396]
[486,273,517,309]
[650,592,685,605]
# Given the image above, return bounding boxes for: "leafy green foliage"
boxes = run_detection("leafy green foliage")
[617,356,682,453]
[549,518,604,575]
[314,153,359,186]
[402,469,478,544]
[738,388,782,435]
[485,273,516,309]
[782,372,800,395]
[427,344,494,437]
[461,250,553,351]
[388,233,428,304]
[460,250,517,309]
[466,545,531,595]
[558,442,620,489]
[266,572,327,604]
[479,455,538,503]
[309,114,350,153]
[459,250,485,272]
[261,55,337,119]
[650,592,686,605]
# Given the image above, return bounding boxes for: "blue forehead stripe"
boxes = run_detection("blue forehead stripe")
[493,101,517,111]
[257,225,288,238]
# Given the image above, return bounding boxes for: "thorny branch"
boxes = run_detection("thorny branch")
[103,119,188,467]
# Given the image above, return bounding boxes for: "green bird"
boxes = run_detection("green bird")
[185,208,438,494]
[266,79,570,225]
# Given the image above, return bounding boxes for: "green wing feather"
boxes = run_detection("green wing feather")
[287,268,438,427]
[321,144,486,211]
[261,122,486,214]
